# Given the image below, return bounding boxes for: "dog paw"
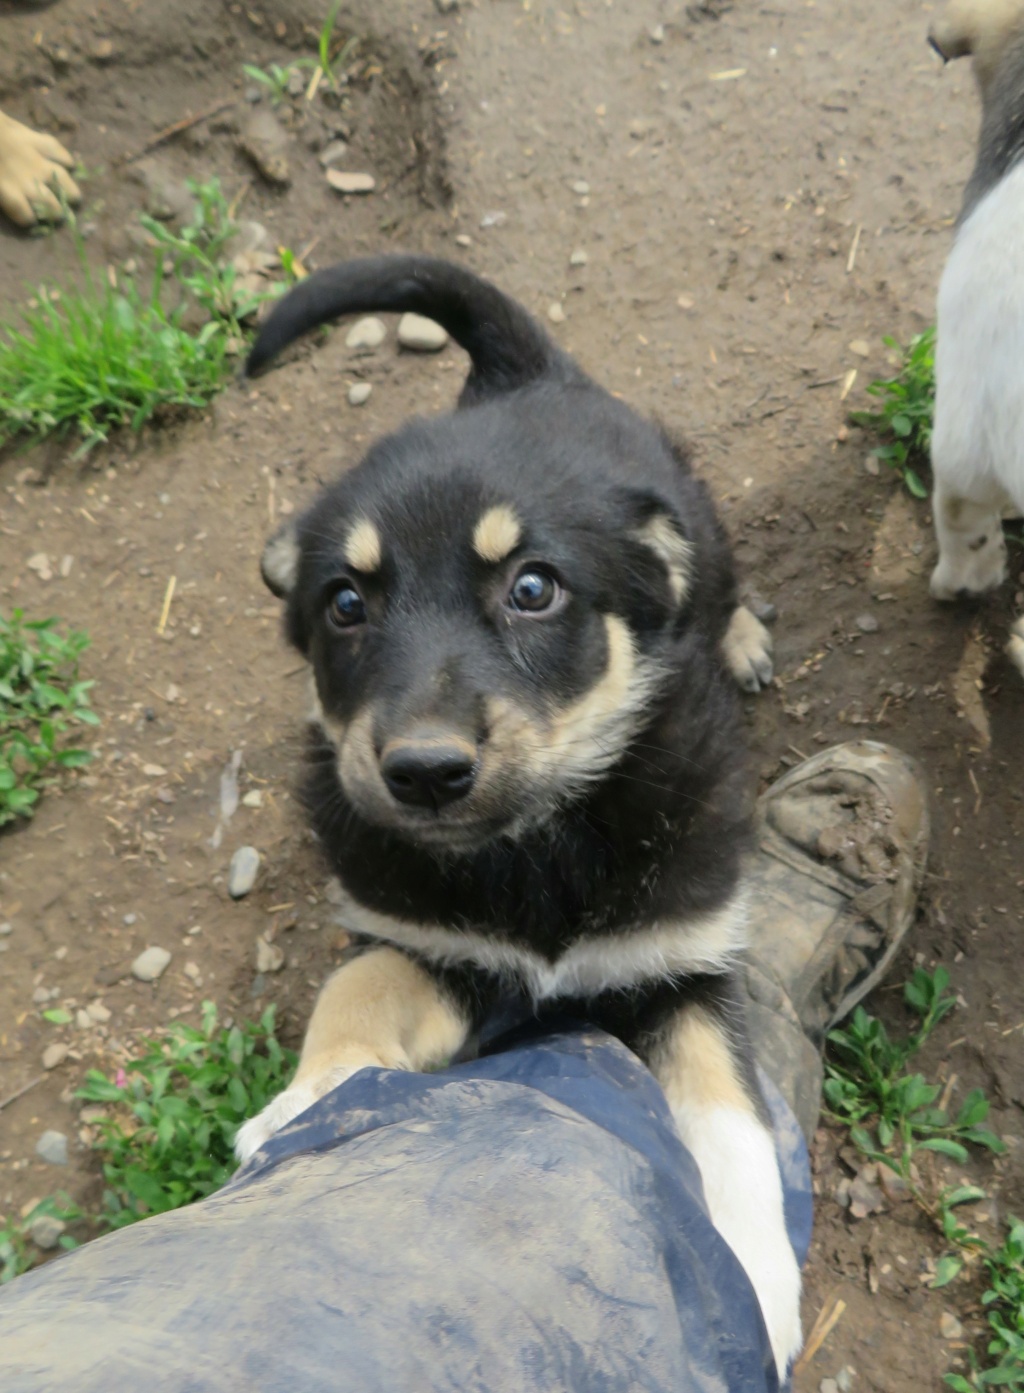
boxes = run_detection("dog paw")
[0,114,80,227]
[930,537,1007,601]
[234,1082,320,1163]
[723,606,774,693]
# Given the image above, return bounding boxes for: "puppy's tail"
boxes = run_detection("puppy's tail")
[246,254,581,401]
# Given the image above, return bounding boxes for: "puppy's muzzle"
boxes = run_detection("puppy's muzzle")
[380,733,478,810]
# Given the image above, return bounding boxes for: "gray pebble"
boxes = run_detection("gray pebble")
[256,937,285,973]
[571,179,590,196]
[29,1214,66,1250]
[345,316,387,351]
[348,382,373,406]
[325,170,376,195]
[856,613,879,634]
[318,139,349,168]
[36,1130,69,1166]
[124,913,137,926]
[32,986,51,1005]
[228,846,261,899]
[397,313,449,352]
[42,1043,69,1071]
[131,946,171,982]
[648,23,665,43]
[819,1381,839,1393]
[0,921,12,935]
[250,973,267,999]
[239,107,291,186]
[836,1369,856,1393]
[569,248,589,267]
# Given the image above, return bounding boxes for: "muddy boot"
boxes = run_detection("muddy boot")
[744,741,930,1141]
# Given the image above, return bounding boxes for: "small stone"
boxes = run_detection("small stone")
[318,139,349,167]
[228,846,261,899]
[28,1214,66,1250]
[326,170,376,195]
[42,1043,68,1071]
[256,937,285,973]
[239,108,291,186]
[941,1312,964,1341]
[479,210,507,229]
[0,922,11,935]
[131,159,196,222]
[849,339,871,358]
[32,986,51,1005]
[124,913,137,926]
[819,1381,839,1393]
[855,613,879,633]
[547,302,566,324]
[348,382,373,406]
[648,23,665,43]
[836,1369,855,1393]
[397,313,449,352]
[183,961,202,984]
[27,552,53,581]
[242,789,264,808]
[571,179,590,195]
[36,1130,69,1166]
[455,233,472,247]
[569,249,589,267]
[677,294,695,310]
[142,763,167,777]
[75,1009,92,1030]
[345,316,387,351]
[131,946,171,982]
[748,596,778,625]
[86,1001,111,1024]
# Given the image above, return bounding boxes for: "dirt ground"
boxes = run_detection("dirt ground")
[1,0,1022,1387]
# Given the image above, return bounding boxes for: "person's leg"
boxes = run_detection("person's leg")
[0,110,80,227]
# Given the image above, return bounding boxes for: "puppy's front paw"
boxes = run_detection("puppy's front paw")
[234,1082,320,1163]
[1006,618,1024,680]
[723,606,774,693]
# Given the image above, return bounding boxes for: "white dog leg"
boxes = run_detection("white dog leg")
[930,480,1007,600]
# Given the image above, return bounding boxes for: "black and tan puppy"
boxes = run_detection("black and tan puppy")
[235,256,798,1379]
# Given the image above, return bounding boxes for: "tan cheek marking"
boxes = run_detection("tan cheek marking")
[345,517,382,573]
[632,514,694,605]
[547,614,637,754]
[473,504,522,563]
[652,1007,754,1116]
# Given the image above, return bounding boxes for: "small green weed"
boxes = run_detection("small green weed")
[242,61,296,105]
[76,1001,296,1229]
[849,327,936,499]
[825,968,1024,1389]
[0,609,97,826]
[0,179,278,455]
[0,1195,83,1284]
[312,3,358,91]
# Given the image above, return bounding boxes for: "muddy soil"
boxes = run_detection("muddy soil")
[0,2,1021,1389]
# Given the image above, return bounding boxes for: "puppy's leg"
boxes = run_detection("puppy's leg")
[722,605,774,693]
[930,479,1007,600]
[1007,617,1024,679]
[235,947,471,1162]
[650,996,802,1382]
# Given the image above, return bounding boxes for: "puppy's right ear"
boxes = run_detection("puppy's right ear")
[261,523,300,599]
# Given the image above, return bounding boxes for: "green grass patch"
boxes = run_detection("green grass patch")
[0,609,97,826]
[826,967,1023,1390]
[849,327,935,499]
[76,1001,296,1229]
[1,1002,295,1282]
[0,178,277,457]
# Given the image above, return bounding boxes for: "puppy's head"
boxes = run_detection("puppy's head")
[929,0,1024,93]
[265,398,702,854]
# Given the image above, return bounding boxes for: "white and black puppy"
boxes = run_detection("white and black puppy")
[929,0,1024,673]
[235,256,798,1379]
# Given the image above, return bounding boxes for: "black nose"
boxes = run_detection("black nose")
[380,741,478,809]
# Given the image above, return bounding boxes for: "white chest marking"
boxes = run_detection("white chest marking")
[330,884,749,1001]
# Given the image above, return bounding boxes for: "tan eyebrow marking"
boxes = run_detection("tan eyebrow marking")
[344,518,382,573]
[632,514,694,605]
[472,505,523,564]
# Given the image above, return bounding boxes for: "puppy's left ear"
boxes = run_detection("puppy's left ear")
[261,522,300,599]
[622,490,694,606]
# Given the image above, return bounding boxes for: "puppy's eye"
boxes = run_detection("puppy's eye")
[507,568,560,614]
[327,585,367,629]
